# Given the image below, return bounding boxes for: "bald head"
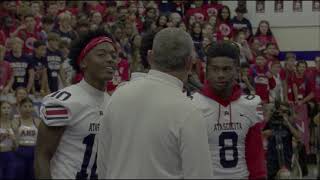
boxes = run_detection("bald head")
[152,28,194,71]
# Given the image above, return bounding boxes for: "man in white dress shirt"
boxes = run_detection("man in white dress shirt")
[98,28,213,179]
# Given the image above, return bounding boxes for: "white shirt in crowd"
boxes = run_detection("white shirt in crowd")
[98,70,213,179]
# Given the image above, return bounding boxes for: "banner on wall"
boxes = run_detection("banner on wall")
[293,0,303,12]
[256,0,265,13]
[313,0,320,11]
[274,0,284,13]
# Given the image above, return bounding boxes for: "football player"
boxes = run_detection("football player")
[34,29,117,179]
[192,41,266,179]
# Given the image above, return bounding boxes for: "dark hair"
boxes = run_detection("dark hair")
[19,97,33,107]
[156,14,168,28]
[296,60,308,68]
[206,41,240,66]
[235,6,248,14]
[218,5,231,22]
[42,16,55,24]
[140,31,157,69]
[190,22,203,40]
[69,28,114,73]
[255,20,273,37]
[143,19,156,33]
[33,40,46,48]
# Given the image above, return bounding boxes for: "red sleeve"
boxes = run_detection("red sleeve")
[245,122,267,179]
[268,76,276,90]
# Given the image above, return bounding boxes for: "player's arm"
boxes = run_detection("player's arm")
[40,68,50,96]
[34,122,66,179]
[35,97,73,179]
[27,68,35,93]
[180,109,213,178]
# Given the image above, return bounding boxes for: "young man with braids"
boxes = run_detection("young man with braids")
[34,29,117,179]
[192,41,267,179]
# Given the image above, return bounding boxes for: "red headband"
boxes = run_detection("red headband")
[77,36,114,66]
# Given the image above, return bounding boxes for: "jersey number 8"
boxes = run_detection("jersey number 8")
[219,131,238,168]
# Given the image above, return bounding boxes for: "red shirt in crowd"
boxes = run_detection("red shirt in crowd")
[17,28,41,55]
[292,73,315,101]
[280,68,295,102]
[202,2,223,19]
[186,5,206,22]
[249,65,276,103]
[118,58,130,81]
[255,34,278,49]
[309,68,320,103]
[215,20,234,41]
[0,60,12,90]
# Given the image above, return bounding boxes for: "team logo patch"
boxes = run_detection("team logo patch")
[42,105,69,120]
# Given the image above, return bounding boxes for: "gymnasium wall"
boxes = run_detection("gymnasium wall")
[221,0,320,61]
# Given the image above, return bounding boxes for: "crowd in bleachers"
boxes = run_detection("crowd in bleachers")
[0,0,320,179]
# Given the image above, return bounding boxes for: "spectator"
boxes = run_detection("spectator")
[249,54,276,103]
[5,37,34,93]
[216,5,233,41]
[59,40,75,87]
[234,30,253,64]
[177,21,187,32]
[201,23,214,42]
[155,14,168,31]
[0,45,13,95]
[75,18,90,36]
[311,56,320,103]
[293,61,314,106]
[90,11,103,28]
[0,100,17,180]
[263,101,301,179]
[186,0,206,24]
[281,53,297,103]
[38,16,54,42]
[46,2,59,19]
[254,20,279,49]
[168,12,182,27]
[263,42,280,67]
[12,97,39,180]
[12,14,39,55]
[190,22,203,60]
[45,32,66,93]
[269,60,283,102]
[53,12,77,44]
[186,15,196,31]
[130,34,143,72]
[231,6,253,40]
[239,62,255,95]
[30,1,43,29]
[1,15,17,40]
[145,7,158,22]
[30,40,47,97]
